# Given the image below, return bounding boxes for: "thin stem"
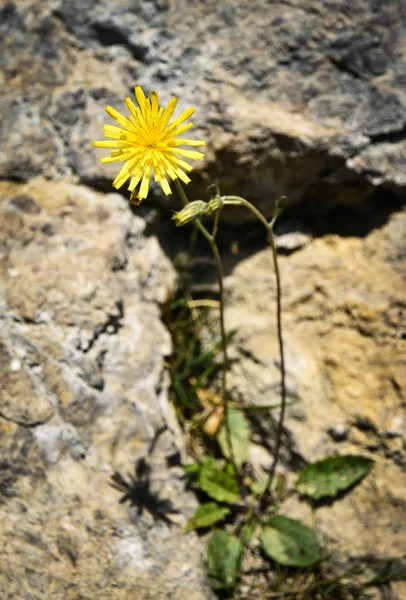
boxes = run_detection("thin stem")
[174,178,190,207]
[174,180,237,473]
[223,196,286,506]
[264,221,286,503]
[214,247,229,392]
[212,209,220,239]
[224,196,270,230]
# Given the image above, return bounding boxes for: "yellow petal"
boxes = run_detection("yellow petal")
[160,156,178,180]
[135,86,146,114]
[159,96,179,129]
[169,138,206,147]
[175,167,191,184]
[160,177,171,195]
[112,156,139,188]
[105,106,134,130]
[94,140,123,148]
[166,154,194,172]
[167,106,195,130]
[157,122,194,144]
[103,124,124,134]
[172,148,205,160]
[101,155,121,163]
[126,97,139,120]
[139,165,151,199]
[150,90,159,119]
[128,175,141,191]
[102,131,122,140]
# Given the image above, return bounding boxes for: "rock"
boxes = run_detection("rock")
[220,209,406,567]
[0,181,212,599]
[276,231,312,254]
[1,0,406,596]
[327,424,350,442]
[0,0,405,216]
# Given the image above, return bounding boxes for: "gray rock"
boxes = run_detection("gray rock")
[1,0,406,596]
[0,0,405,215]
[0,181,212,599]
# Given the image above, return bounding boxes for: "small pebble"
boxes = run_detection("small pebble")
[10,358,21,372]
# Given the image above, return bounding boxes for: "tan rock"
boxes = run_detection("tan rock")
[223,209,406,563]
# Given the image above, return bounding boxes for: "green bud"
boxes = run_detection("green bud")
[205,196,224,216]
[172,200,207,227]
[273,195,288,220]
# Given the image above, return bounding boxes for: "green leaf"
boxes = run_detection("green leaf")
[207,530,242,591]
[296,455,374,500]
[169,297,187,310]
[191,362,218,390]
[261,516,322,567]
[241,518,257,546]
[199,462,240,504]
[183,462,201,477]
[171,375,189,407]
[184,457,221,482]
[185,502,231,532]
[250,470,268,496]
[217,407,250,468]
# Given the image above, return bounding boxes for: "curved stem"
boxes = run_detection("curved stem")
[174,180,237,472]
[224,196,271,230]
[223,196,286,505]
[212,209,220,239]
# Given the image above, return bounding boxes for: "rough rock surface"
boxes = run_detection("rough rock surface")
[0,0,406,597]
[220,208,406,593]
[0,0,406,217]
[0,181,212,599]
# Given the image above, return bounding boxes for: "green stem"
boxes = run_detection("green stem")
[223,196,286,506]
[174,180,237,473]
[212,209,220,239]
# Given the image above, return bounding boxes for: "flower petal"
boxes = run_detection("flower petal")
[105,106,134,130]
[172,148,205,160]
[167,106,195,131]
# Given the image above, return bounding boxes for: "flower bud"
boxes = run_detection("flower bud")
[207,184,221,199]
[205,196,224,216]
[172,200,207,227]
[273,195,287,220]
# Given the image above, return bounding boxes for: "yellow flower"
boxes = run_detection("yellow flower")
[94,86,205,201]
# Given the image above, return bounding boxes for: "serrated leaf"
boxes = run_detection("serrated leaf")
[296,455,374,500]
[217,407,250,468]
[207,530,242,591]
[186,502,231,532]
[199,463,240,504]
[261,516,322,567]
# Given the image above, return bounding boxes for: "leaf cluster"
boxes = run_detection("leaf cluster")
[164,276,397,598]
